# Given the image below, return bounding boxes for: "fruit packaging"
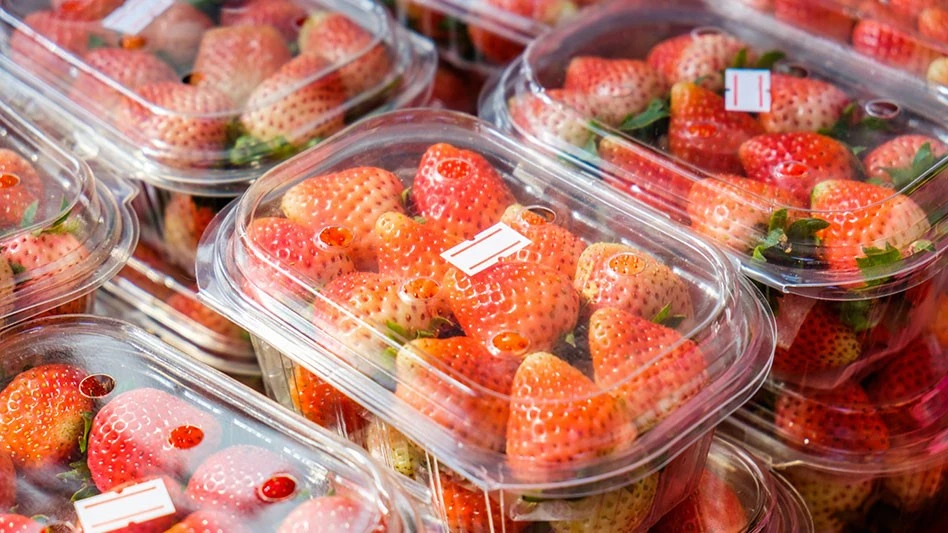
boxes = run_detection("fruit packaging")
[196,109,777,530]
[0,95,136,330]
[480,0,948,390]
[0,315,433,532]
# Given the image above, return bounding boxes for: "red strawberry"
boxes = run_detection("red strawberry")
[444,263,579,356]
[52,0,123,20]
[773,0,856,41]
[436,473,526,533]
[589,308,707,431]
[668,82,763,174]
[562,56,666,126]
[782,467,874,533]
[507,89,596,147]
[759,74,850,133]
[299,12,392,98]
[70,48,178,115]
[468,0,575,63]
[291,365,366,434]
[0,451,13,508]
[167,293,245,340]
[862,134,947,187]
[810,180,930,270]
[167,510,251,533]
[883,465,946,512]
[161,193,217,273]
[771,303,861,377]
[652,469,747,533]
[192,25,292,108]
[432,65,480,114]
[114,82,232,168]
[1,231,90,287]
[866,335,946,432]
[888,0,943,18]
[0,364,91,472]
[277,496,381,533]
[137,2,214,68]
[919,7,948,43]
[221,0,309,41]
[928,56,948,84]
[549,476,659,533]
[186,445,299,518]
[412,143,515,239]
[0,515,44,533]
[506,352,632,477]
[498,204,586,278]
[10,10,96,80]
[87,388,221,491]
[242,217,355,301]
[774,381,890,453]
[374,211,460,281]
[852,18,941,75]
[240,54,347,147]
[739,132,855,204]
[281,167,405,270]
[646,31,753,91]
[573,242,693,322]
[0,149,42,230]
[395,337,520,451]
[687,174,801,252]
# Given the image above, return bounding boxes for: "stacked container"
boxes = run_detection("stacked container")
[196,109,777,530]
[0,315,432,531]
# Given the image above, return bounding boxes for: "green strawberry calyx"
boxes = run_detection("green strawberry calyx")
[818,102,892,140]
[751,209,829,265]
[651,303,685,329]
[882,142,935,190]
[618,98,670,142]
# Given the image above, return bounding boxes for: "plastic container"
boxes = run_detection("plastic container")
[0,96,137,329]
[723,331,948,533]
[0,314,430,532]
[736,0,948,95]
[480,0,948,390]
[196,109,775,529]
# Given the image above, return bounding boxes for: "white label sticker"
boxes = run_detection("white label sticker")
[75,478,176,533]
[101,0,175,35]
[724,69,772,112]
[441,223,532,276]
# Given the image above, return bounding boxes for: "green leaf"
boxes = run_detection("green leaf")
[650,303,686,328]
[785,218,830,242]
[840,299,877,332]
[651,303,672,325]
[910,239,935,253]
[731,48,749,68]
[850,145,867,156]
[755,50,786,70]
[860,115,892,132]
[751,247,767,263]
[228,135,296,166]
[582,134,598,156]
[883,142,935,189]
[385,320,410,341]
[768,209,788,233]
[618,99,670,132]
[563,331,577,348]
[19,201,38,228]
[10,262,25,275]
[818,102,858,139]
[856,244,902,285]
[87,34,108,50]
[78,411,93,454]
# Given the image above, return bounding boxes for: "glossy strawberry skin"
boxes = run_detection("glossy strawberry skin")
[852,18,941,75]
[10,10,98,80]
[651,469,747,533]
[771,303,861,377]
[507,89,595,147]
[759,74,851,133]
[69,48,178,116]
[221,0,309,42]
[162,193,218,274]
[0,149,42,231]
[562,56,666,126]
[773,0,856,41]
[647,32,752,91]
[862,134,948,185]
[374,211,460,282]
[498,204,586,278]
[0,514,44,533]
[291,365,366,434]
[782,467,875,533]
[436,473,526,533]
[138,2,214,68]
[298,12,392,98]
[1,232,90,287]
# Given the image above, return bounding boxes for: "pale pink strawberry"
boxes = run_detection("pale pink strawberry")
[498,204,586,278]
[374,211,460,281]
[862,134,948,186]
[759,74,851,133]
[562,56,667,126]
[51,0,123,20]
[646,31,754,91]
[852,17,942,76]
[10,10,96,80]
[0,149,42,230]
[277,496,382,532]
[114,82,232,168]
[281,167,405,270]
[507,89,596,147]
[192,25,292,108]
[137,2,214,68]
[412,143,515,239]
[187,445,300,518]
[221,0,309,41]
[919,7,948,44]
[0,232,89,286]
[574,243,693,321]
[299,11,393,98]
[70,48,178,116]
[240,54,347,146]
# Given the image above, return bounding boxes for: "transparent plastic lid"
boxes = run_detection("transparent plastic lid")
[482,0,947,299]
[0,97,137,328]
[0,0,436,195]
[197,109,775,496]
[0,315,426,532]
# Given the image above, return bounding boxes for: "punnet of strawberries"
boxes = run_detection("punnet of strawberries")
[0,315,423,532]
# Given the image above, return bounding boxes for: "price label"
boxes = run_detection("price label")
[101,0,174,35]
[724,69,772,113]
[74,478,176,533]
[441,223,532,276]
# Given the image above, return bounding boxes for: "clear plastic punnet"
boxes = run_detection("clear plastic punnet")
[480,0,948,390]
[196,109,775,530]
[0,315,429,532]
[723,331,948,533]
[0,97,137,329]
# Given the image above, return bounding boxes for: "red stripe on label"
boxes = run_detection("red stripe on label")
[759,75,764,107]
[733,74,738,106]
[93,506,165,527]
[86,485,157,508]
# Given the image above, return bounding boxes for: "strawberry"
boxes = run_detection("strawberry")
[865,335,946,432]
[668,82,763,174]
[883,465,946,512]
[291,365,366,434]
[782,467,875,533]
[468,24,524,65]
[0,259,11,320]
[862,134,947,187]
[468,0,575,63]
[363,418,426,479]
[549,475,658,533]
[506,352,632,476]
[243,217,355,301]
[281,167,405,270]
[773,0,856,41]
[186,445,299,517]
[444,263,579,356]
[573,242,693,322]
[114,82,232,168]
[927,56,948,84]
[0,149,42,230]
[137,2,214,68]
[161,193,218,274]
[772,303,861,377]
[374,212,460,281]
[739,132,855,204]
[646,31,753,91]
[0,230,89,287]
[192,25,292,108]
[432,65,480,114]
[687,174,801,253]
[395,337,520,451]
[809,180,930,271]
[774,381,890,453]
[0,364,91,475]
[0,515,44,533]
[651,469,746,533]
[888,0,943,18]
[498,204,586,278]
[852,18,941,75]
[87,388,221,491]
[919,7,948,43]
[412,143,515,239]
[9,10,96,80]
[298,12,393,98]
[221,0,309,42]
[240,54,347,147]
[759,74,850,133]
[436,472,525,533]
[167,293,245,340]
[0,451,13,508]
[277,496,381,532]
[167,510,251,533]
[52,0,123,20]
[507,89,596,147]
[69,48,178,115]
[562,57,666,126]
[589,307,707,431]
